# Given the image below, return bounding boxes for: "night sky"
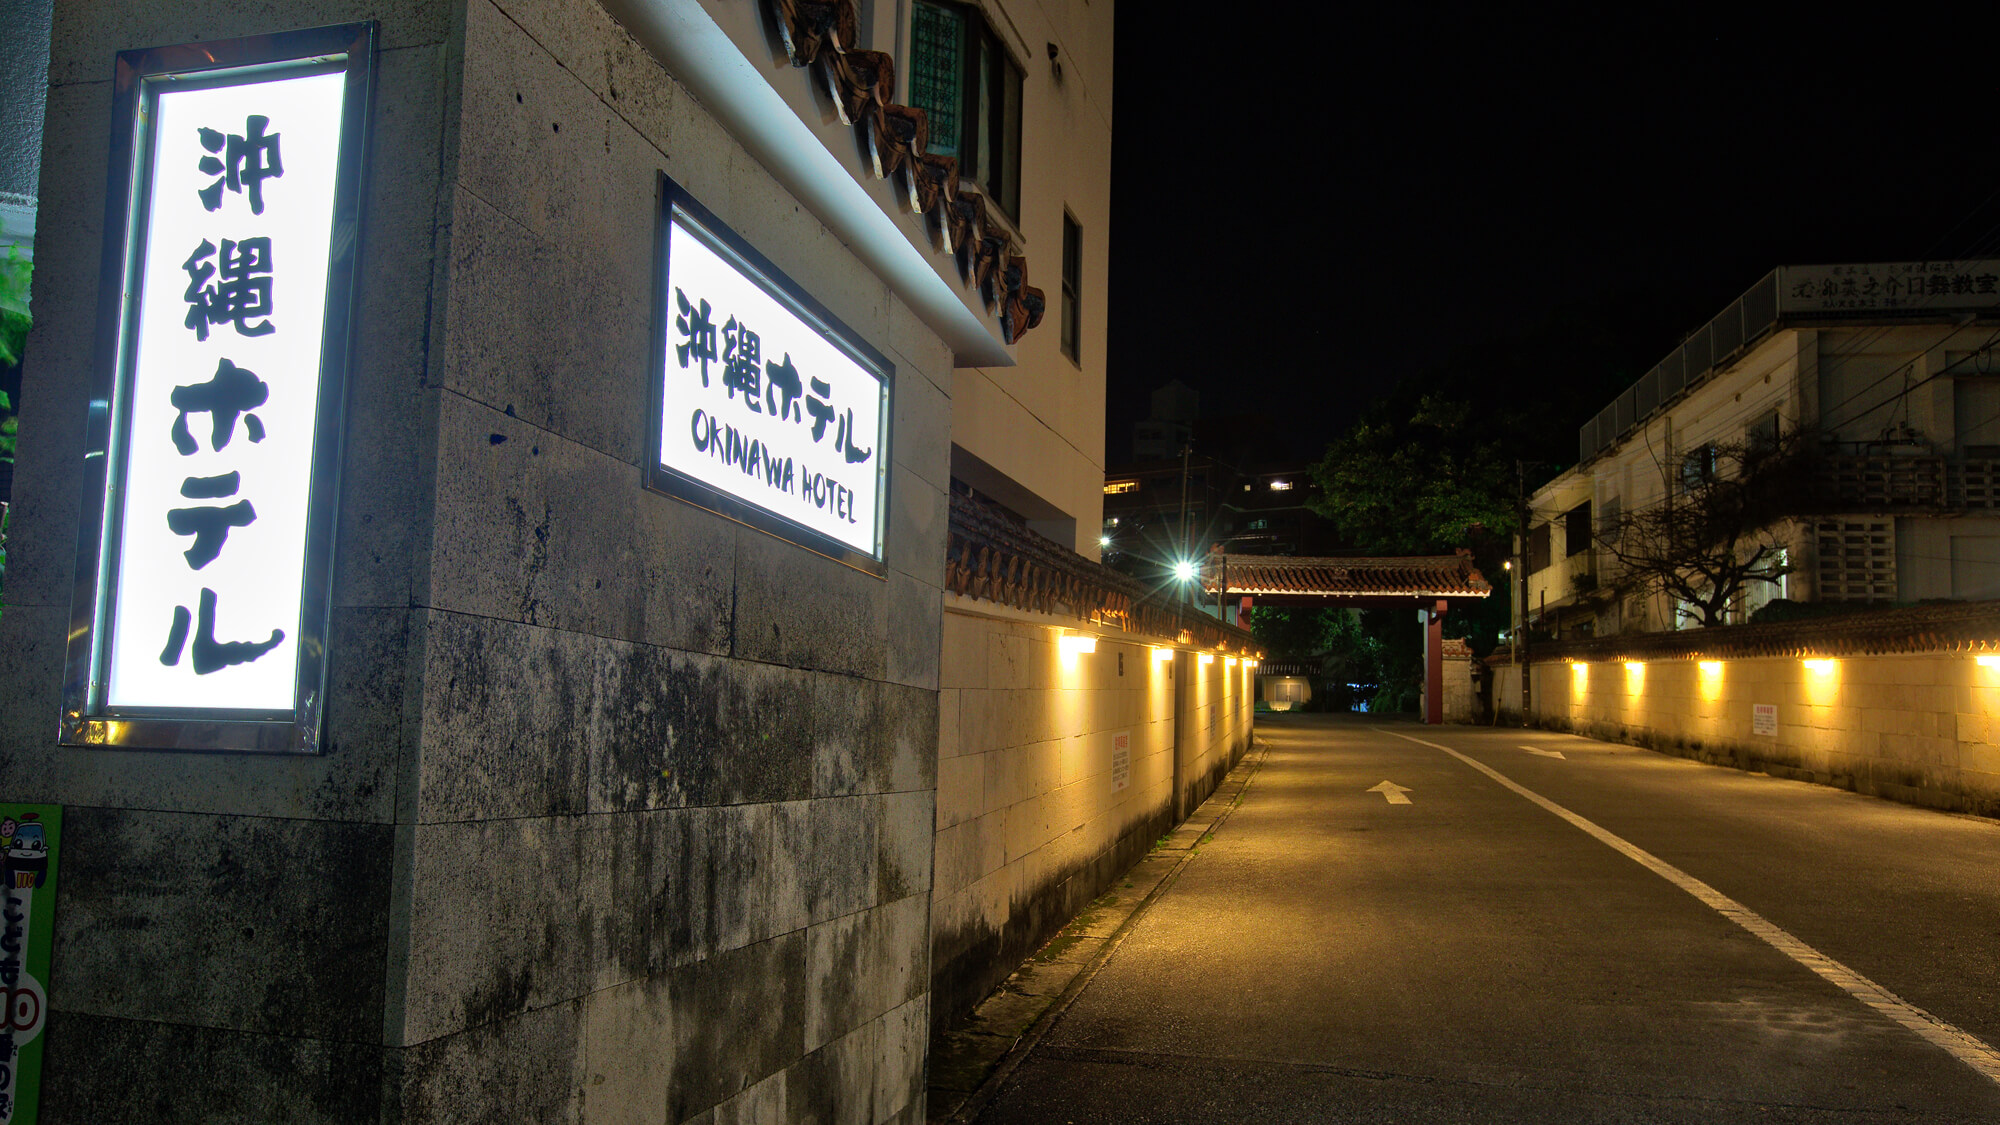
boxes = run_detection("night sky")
[1106,11,2000,467]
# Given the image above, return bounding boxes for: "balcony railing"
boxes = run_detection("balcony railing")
[1826,457,2000,510]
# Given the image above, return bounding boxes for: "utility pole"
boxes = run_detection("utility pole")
[1515,459,1531,725]
[1177,442,1193,609]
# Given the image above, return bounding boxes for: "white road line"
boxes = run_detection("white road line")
[1521,746,1567,759]
[1382,728,2000,1086]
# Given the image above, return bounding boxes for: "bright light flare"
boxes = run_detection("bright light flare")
[1198,653,1214,666]
[1699,661,1724,674]
[1978,654,2000,668]
[1803,658,1836,674]
[1173,559,1199,582]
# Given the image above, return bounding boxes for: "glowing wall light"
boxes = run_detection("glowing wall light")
[1152,646,1174,664]
[1698,659,1724,701]
[1978,654,2000,668]
[1225,657,1239,668]
[1058,633,1098,659]
[1199,653,1215,666]
[1624,662,1644,673]
[1803,658,1836,674]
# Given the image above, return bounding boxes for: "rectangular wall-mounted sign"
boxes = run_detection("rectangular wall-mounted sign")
[1111,730,1131,793]
[1,804,62,1125]
[1778,261,2000,315]
[650,173,892,573]
[1752,703,1778,737]
[62,24,375,754]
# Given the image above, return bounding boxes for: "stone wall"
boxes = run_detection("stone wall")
[1,1,949,1121]
[1493,651,2000,817]
[931,602,1255,1031]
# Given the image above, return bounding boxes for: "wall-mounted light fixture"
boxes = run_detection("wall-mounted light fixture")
[1624,662,1644,673]
[1152,646,1174,664]
[1225,657,1239,668]
[1699,660,1723,674]
[1803,658,1836,674]
[1198,653,1215,666]
[1978,654,2000,668]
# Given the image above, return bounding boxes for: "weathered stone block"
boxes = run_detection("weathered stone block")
[399,815,590,1044]
[814,676,937,799]
[394,996,586,1124]
[732,523,887,679]
[52,807,392,1042]
[804,892,929,1050]
[888,294,953,399]
[666,931,807,1123]
[889,369,950,492]
[713,1067,790,1125]
[935,751,981,829]
[579,975,674,1124]
[425,394,737,654]
[885,569,943,690]
[440,184,654,465]
[40,1010,383,1125]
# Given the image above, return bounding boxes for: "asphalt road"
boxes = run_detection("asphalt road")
[971,714,2000,1124]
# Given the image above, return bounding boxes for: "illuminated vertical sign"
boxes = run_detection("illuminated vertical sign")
[62,25,375,753]
[650,174,892,572]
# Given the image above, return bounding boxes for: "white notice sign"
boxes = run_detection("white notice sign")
[1111,730,1131,793]
[654,184,890,564]
[1752,704,1778,737]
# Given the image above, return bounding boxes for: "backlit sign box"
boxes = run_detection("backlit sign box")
[62,25,375,754]
[650,174,892,573]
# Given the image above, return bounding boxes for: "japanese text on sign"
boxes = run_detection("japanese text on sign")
[103,70,348,711]
[656,205,889,559]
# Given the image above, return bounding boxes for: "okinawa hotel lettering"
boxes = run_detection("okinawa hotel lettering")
[63,26,374,753]
[652,175,892,569]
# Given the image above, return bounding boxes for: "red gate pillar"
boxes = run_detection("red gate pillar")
[1424,600,1445,725]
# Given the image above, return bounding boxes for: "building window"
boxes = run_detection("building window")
[1061,211,1081,361]
[1527,523,1551,573]
[1104,479,1138,495]
[1268,479,1294,491]
[1564,501,1592,557]
[1680,443,1718,493]
[1747,409,1780,452]
[909,1,1023,218]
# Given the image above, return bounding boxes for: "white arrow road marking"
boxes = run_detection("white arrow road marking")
[1367,780,1412,805]
[1382,728,2000,1087]
[1522,746,1567,759]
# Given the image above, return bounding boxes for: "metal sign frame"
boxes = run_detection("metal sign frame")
[60,23,375,754]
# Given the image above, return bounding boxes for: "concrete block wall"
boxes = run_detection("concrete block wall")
[930,607,1254,1030]
[1493,653,2000,816]
[2,1,950,1121]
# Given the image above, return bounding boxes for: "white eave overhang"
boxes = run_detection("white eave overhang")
[600,0,1014,369]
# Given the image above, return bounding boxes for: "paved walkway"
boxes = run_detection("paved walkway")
[936,714,2000,1124]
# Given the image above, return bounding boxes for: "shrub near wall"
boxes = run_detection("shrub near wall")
[1489,601,2000,817]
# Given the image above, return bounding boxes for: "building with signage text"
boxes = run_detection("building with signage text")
[0,1,1260,1122]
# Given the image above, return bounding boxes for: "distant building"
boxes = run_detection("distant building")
[1132,378,1198,459]
[1102,455,1340,587]
[1527,261,2000,638]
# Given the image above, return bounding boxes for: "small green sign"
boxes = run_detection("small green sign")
[1,804,59,1125]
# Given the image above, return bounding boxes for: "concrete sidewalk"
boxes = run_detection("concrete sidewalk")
[924,737,1272,1123]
